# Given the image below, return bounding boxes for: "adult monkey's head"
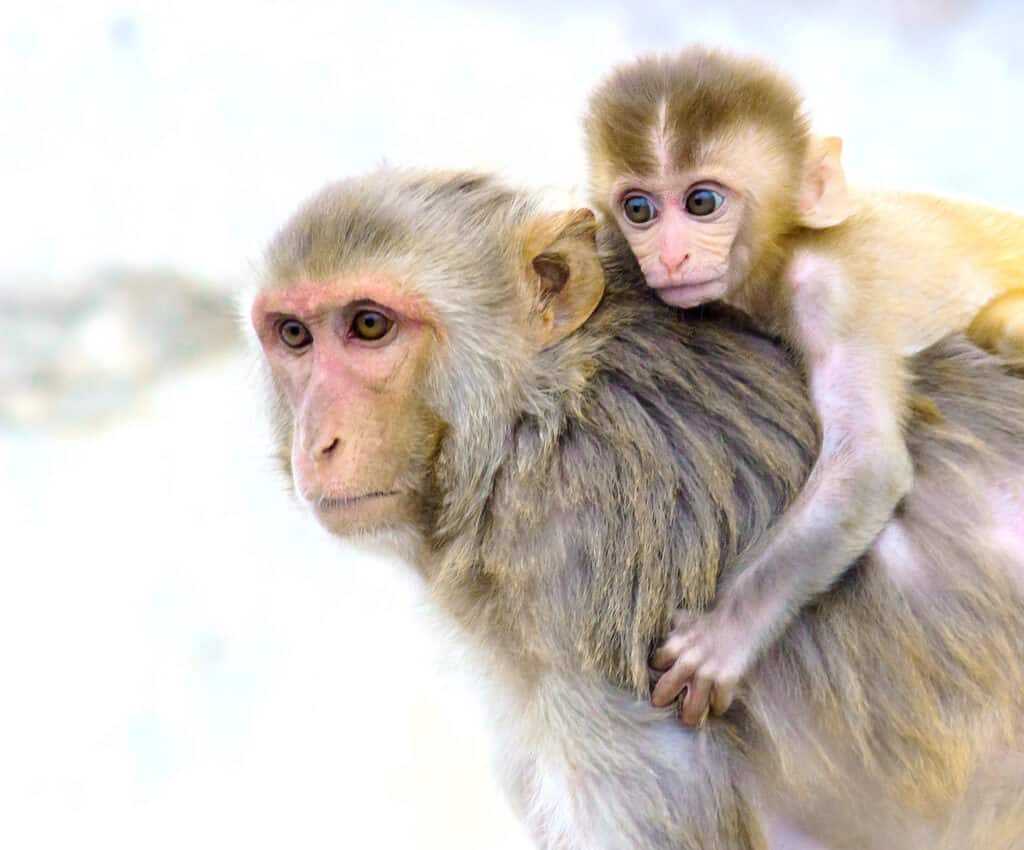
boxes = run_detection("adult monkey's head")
[250,171,606,540]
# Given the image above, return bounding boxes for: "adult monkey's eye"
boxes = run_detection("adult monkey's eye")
[622,194,657,224]
[352,310,393,341]
[685,188,724,217]
[279,319,312,349]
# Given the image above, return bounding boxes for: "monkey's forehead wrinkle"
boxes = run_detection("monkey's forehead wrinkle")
[265,169,534,287]
[585,47,809,178]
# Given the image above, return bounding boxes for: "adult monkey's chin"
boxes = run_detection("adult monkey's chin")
[308,491,407,537]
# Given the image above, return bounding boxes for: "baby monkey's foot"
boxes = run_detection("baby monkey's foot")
[650,609,756,726]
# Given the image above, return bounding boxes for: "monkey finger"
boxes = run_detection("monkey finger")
[697,704,711,729]
[651,660,694,707]
[681,677,713,726]
[711,681,735,717]
[650,635,690,670]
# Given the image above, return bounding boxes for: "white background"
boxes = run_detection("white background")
[3,2,1023,848]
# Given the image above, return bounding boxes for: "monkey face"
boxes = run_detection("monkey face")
[251,274,442,537]
[610,172,744,305]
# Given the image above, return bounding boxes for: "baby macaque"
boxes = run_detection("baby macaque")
[584,47,1024,725]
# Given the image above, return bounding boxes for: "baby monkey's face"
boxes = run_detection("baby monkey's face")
[609,170,748,307]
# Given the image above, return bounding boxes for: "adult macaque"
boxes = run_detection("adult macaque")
[584,47,1024,723]
[251,168,1024,850]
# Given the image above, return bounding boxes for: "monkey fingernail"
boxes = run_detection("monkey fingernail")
[653,683,675,706]
[652,641,687,669]
[653,675,690,707]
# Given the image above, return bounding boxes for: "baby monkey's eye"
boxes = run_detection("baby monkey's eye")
[351,309,393,342]
[685,188,724,217]
[279,319,312,349]
[622,195,657,224]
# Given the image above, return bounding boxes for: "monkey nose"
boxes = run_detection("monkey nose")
[320,437,340,457]
[660,253,689,274]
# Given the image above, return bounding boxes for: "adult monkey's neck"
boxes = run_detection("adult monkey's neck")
[425,260,819,696]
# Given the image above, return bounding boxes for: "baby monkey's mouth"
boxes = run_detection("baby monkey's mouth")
[654,279,728,308]
[652,272,724,289]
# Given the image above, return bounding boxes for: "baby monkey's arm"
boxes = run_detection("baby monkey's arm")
[652,255,913,725]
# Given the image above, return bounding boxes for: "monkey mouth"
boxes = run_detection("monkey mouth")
[655,279,727,308]
[654,274,723,289]
[315,490,401,511]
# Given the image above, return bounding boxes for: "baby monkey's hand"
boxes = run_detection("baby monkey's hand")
[650,607,758,726]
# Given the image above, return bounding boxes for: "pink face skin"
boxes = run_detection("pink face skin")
[252,275,438,536]
[610,172,748,309]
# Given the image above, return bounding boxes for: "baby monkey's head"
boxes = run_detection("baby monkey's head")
[584,47,850,307]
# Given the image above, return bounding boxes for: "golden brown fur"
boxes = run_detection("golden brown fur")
[970,288,1024,357]
[253,169,1024,849]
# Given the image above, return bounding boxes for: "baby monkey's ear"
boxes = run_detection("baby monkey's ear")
[798,136,852,229]
[522,208,606,347]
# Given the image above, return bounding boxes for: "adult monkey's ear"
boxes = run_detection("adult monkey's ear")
[798,135,852,228]
[522,208,606,347]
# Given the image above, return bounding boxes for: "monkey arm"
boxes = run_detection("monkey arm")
[652,335,913,725]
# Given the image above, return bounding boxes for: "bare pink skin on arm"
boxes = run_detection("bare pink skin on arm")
[608,125,916,726]
[650,254,912,724]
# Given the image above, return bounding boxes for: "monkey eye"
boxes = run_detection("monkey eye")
[279,318,312,349]
[622,194,657,225]
[351,309,394,342]
[685,188,725,217]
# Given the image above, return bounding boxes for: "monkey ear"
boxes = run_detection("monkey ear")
[523,208,606,347]
[798,136,852,229]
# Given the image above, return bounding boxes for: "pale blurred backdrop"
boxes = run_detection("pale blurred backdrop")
[3,2,1023,848]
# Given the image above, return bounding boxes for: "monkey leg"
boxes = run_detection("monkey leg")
[967,288,1024,357]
